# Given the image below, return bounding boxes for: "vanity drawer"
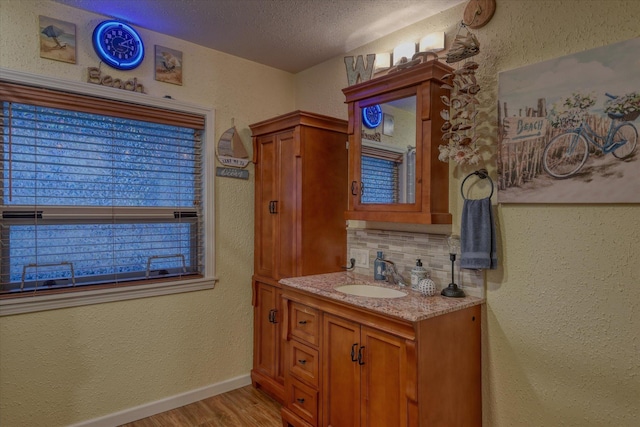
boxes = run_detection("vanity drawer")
[290,302,319,346]
[286,377,318,426]
[288,340,319,387]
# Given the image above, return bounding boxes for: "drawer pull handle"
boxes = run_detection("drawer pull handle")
[296,398,305,404]
[351,343,358,362]
[358,345,365,365]
[298,359,307,365]
[298,320,307,325]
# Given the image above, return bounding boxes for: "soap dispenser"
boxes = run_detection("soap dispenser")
[374,251,386,280]
[410,259,427,290]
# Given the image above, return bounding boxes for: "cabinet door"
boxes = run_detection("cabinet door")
[343,61,453,225]
[255,135,277,278]
[323,314,361,427]
[275,129,299,279]
[253,282,283,385]
[360,326,408,427]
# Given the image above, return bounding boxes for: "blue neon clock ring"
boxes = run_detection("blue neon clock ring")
[92,20,144,70]
[362,104,383,128]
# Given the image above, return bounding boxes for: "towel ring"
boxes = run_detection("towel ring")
[461,169,494,200]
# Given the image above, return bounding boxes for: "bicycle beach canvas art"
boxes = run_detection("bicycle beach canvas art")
[497,37,639,203]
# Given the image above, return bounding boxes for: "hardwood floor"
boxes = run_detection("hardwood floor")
[119,385,282,427]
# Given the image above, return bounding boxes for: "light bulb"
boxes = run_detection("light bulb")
[420,32,445,52]
[393,42,416,65]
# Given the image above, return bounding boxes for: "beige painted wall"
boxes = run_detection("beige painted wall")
[296,1,640,426]
[0,1,295,426]
[1,0,639,426]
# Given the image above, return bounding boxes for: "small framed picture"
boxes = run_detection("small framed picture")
[383,113,395,136]
[155,45,183,85]
[39,16,76,64]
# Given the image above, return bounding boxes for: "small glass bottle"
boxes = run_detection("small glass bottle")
[374,251,386,280]
[410,259,428,290]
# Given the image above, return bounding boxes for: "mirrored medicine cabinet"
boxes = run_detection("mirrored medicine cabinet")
[343,60,454,224]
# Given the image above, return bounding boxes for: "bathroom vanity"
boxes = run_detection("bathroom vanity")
[278,272,483,427]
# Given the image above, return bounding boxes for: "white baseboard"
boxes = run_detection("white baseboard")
[69,374,252,427]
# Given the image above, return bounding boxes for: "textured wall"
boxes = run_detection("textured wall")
[0,1,295,426]
[2,1,639,426]
[297,1,640,426]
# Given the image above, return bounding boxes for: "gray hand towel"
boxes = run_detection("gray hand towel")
[460,197,497,270]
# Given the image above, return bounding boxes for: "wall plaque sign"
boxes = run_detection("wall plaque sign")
[216,167,249,180]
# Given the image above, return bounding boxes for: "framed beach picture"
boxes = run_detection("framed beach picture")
[39,16,76,64]
[497,37,640,203]
[155,45,183,85]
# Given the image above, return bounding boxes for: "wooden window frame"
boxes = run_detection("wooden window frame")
[0,68,217,316]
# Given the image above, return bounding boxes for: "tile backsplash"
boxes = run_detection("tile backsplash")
[348,228,484,298]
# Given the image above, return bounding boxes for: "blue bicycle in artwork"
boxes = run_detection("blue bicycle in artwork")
[542,93,638,178]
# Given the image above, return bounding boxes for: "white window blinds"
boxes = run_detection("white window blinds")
[360,145,402,204]
[1,82,205,296]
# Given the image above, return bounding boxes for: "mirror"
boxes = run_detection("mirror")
[359,95,416,204]
[343,59,452,224]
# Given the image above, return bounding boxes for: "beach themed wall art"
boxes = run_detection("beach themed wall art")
[155,45,183,85]
[497,37,639,203]
[39,16,76,64]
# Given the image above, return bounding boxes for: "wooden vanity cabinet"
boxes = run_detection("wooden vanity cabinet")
[252,281,285,401]
[343,60,453,224]
[323,314,409,427]
[250,111,348,403]
[280,287,481,427]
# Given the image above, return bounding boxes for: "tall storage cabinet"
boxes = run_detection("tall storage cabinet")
[250,111,349,402]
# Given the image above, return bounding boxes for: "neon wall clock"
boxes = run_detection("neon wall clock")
[92,20,145,70]
[362,104,383,128]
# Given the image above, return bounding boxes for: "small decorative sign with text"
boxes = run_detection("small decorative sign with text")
[216,167,249,180]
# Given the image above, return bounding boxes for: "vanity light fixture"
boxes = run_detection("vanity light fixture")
[374,52,391,71]
[420,32,446,52]
[392,42,417,65]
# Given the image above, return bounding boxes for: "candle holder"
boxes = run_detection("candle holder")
[441,234,465,298]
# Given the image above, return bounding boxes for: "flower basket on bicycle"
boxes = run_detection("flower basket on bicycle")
[604,91,640,122]
[608,110,640,122]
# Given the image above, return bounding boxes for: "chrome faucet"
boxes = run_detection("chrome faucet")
[381,259,408,287]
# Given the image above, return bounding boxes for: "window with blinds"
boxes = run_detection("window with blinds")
[360,144,403,204]
[1,82,205,296]
[361,156,399,204]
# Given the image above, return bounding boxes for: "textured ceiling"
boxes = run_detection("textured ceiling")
[52,0,465,73]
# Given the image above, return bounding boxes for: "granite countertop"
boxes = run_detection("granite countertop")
[279,271,484,323]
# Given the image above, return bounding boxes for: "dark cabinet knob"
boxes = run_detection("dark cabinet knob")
[298,359,307,365]
[296,397,305,404]
[298,320,307,325]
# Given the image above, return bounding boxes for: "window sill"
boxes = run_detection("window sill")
[0,277,218,316]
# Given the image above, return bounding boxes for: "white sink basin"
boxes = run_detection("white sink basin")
[335,284,407,298]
